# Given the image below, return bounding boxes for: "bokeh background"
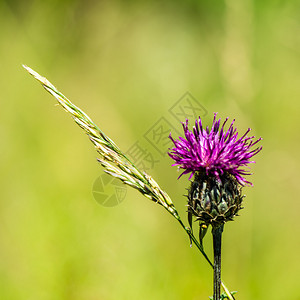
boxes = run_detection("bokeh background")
[1,0,300,299]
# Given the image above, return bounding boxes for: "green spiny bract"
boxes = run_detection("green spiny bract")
[188,171,244,242]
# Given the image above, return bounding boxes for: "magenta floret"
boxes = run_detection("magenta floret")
[168,113,262,186]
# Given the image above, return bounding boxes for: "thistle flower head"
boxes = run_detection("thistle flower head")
[168,113,262,186]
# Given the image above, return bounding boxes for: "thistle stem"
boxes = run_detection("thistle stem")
[175,216,235,300]
[212,224,224,300]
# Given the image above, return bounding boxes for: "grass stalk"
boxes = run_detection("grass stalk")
[23,65,234,299]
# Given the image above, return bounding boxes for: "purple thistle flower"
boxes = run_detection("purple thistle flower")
[168,113,262,186]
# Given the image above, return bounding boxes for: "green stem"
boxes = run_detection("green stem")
[221,282,235,300]
[176,218,213,268]
[176,217,234,300]
[212,224,224,300]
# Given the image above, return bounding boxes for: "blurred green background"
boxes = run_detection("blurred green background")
[1,0,300,299]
